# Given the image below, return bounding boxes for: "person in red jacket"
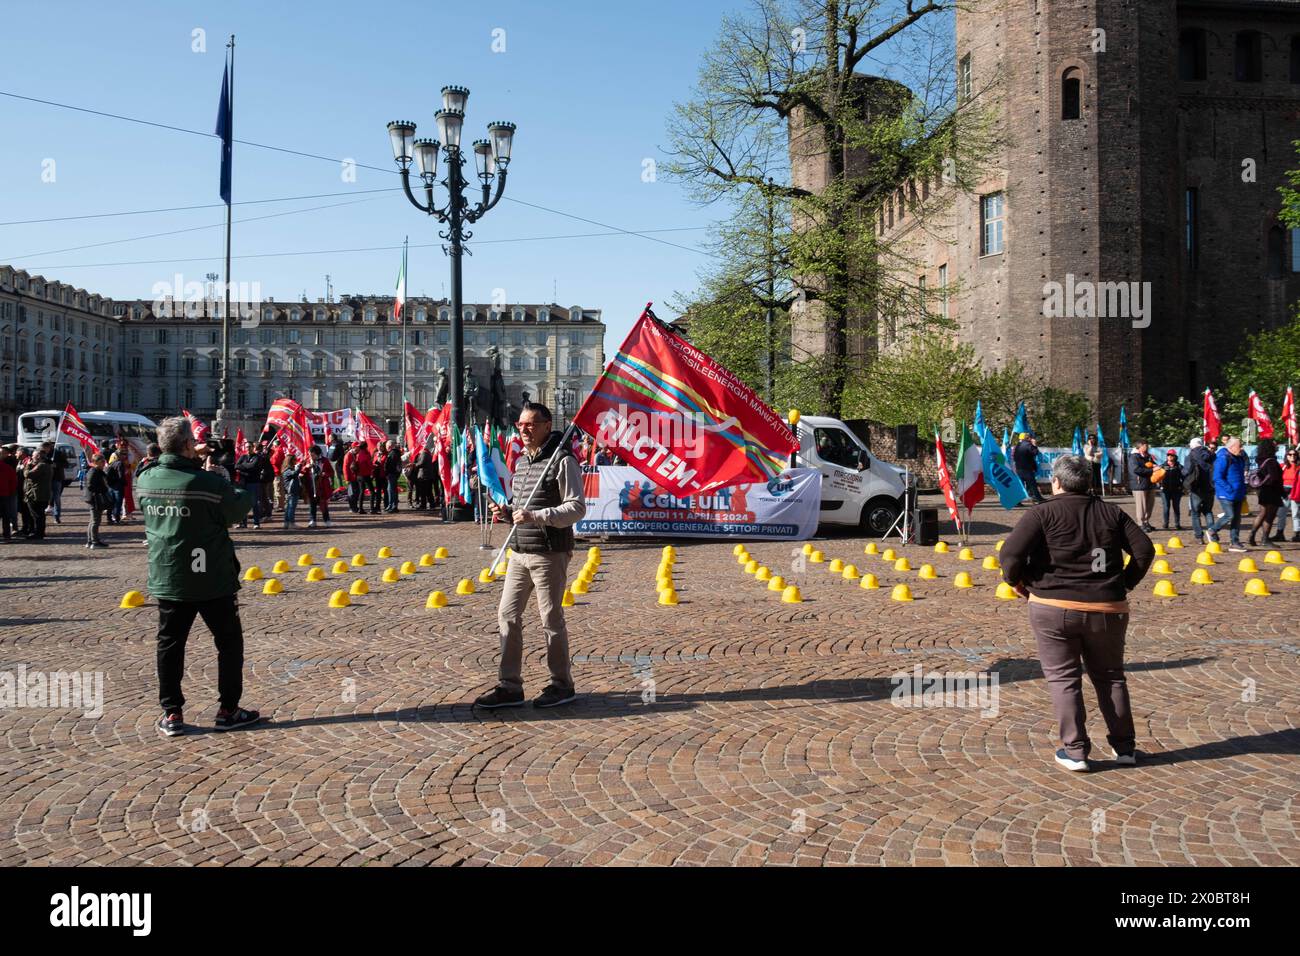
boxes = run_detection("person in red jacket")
[302,446,334,528]
[269,442,287,515]
[0,445,19,542]
[1281,448,1300,543]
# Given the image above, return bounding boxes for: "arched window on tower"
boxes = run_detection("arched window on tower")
[1179,29,1208,81]
[1266,225,1284,278]
[1061,68,1081,120]
[1235,31,1263,83]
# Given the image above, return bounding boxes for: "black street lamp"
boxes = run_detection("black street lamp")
[558,382,577,428]
[387,88,515,521]
[345,376,377,408]
[384,87,512,431]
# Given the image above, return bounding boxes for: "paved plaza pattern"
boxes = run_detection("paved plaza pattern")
[2,497,1298,867]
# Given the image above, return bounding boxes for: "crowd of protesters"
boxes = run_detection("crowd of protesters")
[1011,430,1300,550]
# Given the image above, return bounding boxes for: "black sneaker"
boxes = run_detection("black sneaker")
[214,706,262,731]
[1228,544,1248,553]
[473,687,525,709]
[1112,749,1138,766]
[157,712,185,737]
[533,685,577,709]
[1054,749,1089,772]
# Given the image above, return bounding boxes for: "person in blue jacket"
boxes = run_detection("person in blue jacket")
[1206,435,1248,551]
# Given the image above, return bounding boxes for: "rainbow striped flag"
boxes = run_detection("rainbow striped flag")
[573,305,798,497]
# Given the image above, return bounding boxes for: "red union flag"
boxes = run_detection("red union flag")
[1203,388,1221,443]
[1281,386,1297,445]
[355,410,387,451]
[573,305,799,497]
[235,428,249,457]
[265,396,312,459]
[59,403,99,456]
[934,430,962,531]
[182,408,210,443]
[1246,389,1274,440]
[404,401,445,451]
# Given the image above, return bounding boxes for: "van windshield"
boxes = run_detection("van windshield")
[813,428,862,470]
[86,420,127,442]
[18,414,59,439]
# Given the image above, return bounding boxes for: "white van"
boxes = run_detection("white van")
[793,415,908,534]
[16,410,158,482]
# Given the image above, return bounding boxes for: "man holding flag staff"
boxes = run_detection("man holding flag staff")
[476,402,587,710]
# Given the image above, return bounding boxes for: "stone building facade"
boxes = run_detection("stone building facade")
[0,264,605,439]
[791,0,1300,421]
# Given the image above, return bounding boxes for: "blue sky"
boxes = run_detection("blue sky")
[0,0,742,347]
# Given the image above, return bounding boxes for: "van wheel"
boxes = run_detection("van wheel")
[860,496,901,536]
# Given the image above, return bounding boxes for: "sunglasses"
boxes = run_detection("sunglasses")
[514,421,549,429]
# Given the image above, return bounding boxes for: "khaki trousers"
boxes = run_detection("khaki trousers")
[497,550,574,693]
[1132,489,1155,526]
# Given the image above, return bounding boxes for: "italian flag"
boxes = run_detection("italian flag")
[954,422,984,517]
[393,238,407,321]
[449,421,464,503]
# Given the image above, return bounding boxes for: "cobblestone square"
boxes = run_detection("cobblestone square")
[2,497,1297,866]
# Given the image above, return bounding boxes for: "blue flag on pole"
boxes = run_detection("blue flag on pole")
[981,431,1028,509]
[216,63,232,204]
[1118,405,1130,453]
[973,400,986,440]
[1013,401,1031,438]
[473,424,510,506]
[1097,422,1111,485]
[1001,426,1011,462]
[1072,426,1084,456]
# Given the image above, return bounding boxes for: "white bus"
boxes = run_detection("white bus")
[16,410,159,482]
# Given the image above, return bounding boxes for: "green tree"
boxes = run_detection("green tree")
[666,0,998,414]
[841,332,983,428]
[1221,315,1300,410]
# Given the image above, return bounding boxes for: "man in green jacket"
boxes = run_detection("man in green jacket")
[136,416,262,737]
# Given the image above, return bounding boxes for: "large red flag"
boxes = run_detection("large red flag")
[182,408,210,443]
[355,410,387,452]
[572,305,799,496]
[235,428,249,457]
[403,401,423,451]
[1246,389,1274,440]
[935,430,962,532]
[1203,388,1221,443]
[59,403,99,456]
[1281,386,1297,446]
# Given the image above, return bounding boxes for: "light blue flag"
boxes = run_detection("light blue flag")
[982,431,1028,509]
[973,400,986,440]
[1072,426,1084,457]
[1013,401,1031,438]
[1097,422,1111,485]
[1001,426,1011,462]
[473,424,509,506]
[1118,405,1130,453]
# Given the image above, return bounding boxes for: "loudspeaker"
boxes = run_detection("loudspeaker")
[914,507,939,546]
[386,418,400,435]
[895,424,918,459]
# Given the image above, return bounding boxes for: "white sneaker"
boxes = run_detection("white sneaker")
[1112,750,1138,766]
[323,519,332,527]
[1054,749,1090,772]
[307,520,317,528]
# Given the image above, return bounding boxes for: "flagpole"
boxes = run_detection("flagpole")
[399,235,408,444]
[219,35,234,433]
